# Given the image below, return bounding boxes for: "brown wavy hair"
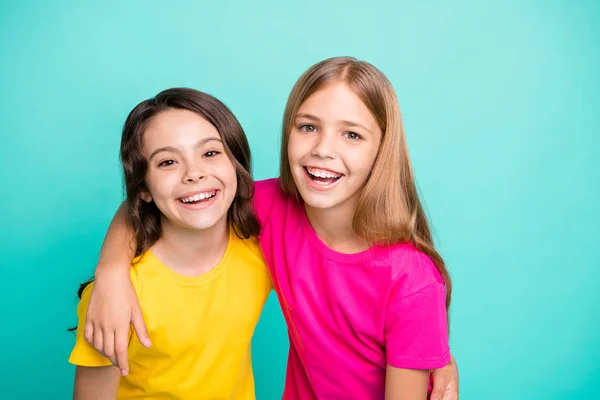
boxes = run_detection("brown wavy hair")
[122,88,259,257]
[280,57,451,309]
[69,88,259,312]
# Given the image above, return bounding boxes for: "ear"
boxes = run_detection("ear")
[141,190,153,203]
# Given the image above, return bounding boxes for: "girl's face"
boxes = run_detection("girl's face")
[287,81,382,214]
[141,108,237,232]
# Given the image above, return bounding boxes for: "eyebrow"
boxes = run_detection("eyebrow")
[149,137,222,160]
[295,113,371,133]
[295,113,321,122]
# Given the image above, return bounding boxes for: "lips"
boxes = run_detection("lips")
[177,190,218,205]
[305,167,343,184]
[303,166,344,191]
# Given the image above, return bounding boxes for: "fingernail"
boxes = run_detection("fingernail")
[121,369,128,376]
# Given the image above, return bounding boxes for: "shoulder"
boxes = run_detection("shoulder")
[253,178,285,206]
[229,234,272,289]
[127,252,156,294]
[386,243,445,296]
[254,178,279,192]
[254,178,280,197]
[253,178,288,225]
[234,234,265,263]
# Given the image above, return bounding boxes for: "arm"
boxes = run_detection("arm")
[385,253,457,400]
[84,203,151,376]
[386,355,459,400]
[430,356,459,400]
[385,366,429,400]
[74,366,120,400]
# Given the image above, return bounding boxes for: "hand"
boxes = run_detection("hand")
[430,356,459,400]
[83,269,151,376]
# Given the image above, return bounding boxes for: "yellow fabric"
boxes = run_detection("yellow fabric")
[69,229,272,399]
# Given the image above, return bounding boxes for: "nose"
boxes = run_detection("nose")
[182,160,207,183]
[311,132,336,159]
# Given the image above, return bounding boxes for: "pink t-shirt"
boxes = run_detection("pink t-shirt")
[254,179,450,399]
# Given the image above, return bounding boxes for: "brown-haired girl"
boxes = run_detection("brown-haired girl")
[69,88,271,399]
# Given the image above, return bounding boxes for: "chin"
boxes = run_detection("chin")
[179,217,224,231]
[297,192,339,210]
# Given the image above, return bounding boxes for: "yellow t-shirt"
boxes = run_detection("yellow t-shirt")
[69,229,272,399]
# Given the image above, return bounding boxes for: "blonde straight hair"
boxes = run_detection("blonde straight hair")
[280,57,452,309]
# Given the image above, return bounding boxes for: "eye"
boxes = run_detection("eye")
[344,131,363,141]
[299,124,317,133]
[203,150,220,158]
[158,159,176,167]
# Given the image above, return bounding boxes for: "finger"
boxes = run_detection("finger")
[442,385,458,400]
[84,320,94,344]
[430,372,450,400]
[103,328,116,367]
[93,325,104,355]
[132,308,151,347]
[430,388,445,400]
[115,328,130,376]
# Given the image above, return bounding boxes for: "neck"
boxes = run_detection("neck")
[304,194,370,254]
[151,216,230,277]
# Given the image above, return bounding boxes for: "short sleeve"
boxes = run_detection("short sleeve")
[68,283,114,367]
[384,252,450,369]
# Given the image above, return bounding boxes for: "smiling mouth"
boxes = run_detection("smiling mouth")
[304,167,343,185]
[178,191,218,205]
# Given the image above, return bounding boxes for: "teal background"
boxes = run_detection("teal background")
[1,1,598,399]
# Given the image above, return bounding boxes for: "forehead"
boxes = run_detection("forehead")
[297,82,377,127]
[142,108,221,149]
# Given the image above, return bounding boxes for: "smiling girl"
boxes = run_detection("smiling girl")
[69,88,271,399]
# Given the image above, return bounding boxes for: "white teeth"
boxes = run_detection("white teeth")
[180,192,216,203]
[307,167,341,179]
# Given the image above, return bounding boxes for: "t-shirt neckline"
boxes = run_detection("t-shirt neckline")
[299,203,379,264]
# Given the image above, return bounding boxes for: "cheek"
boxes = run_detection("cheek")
[144,171,161,197]
[227,166,238,189]
[146,170,178,198]
[366,148,379,174]
[347,145,378,178]
[287,133,306,165]
[221,164,239,203]
[214,160,238,188]
[287,134,296,161]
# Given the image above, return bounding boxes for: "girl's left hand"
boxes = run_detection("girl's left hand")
[430,356,459,400]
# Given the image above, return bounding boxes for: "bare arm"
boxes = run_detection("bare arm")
[95,203,136,277]
[385,366,429,400]
[84,203,150,376]
[430,356,459,400]
[73,366,120,400]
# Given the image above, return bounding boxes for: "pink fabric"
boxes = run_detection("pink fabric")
[254,179,450,399]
